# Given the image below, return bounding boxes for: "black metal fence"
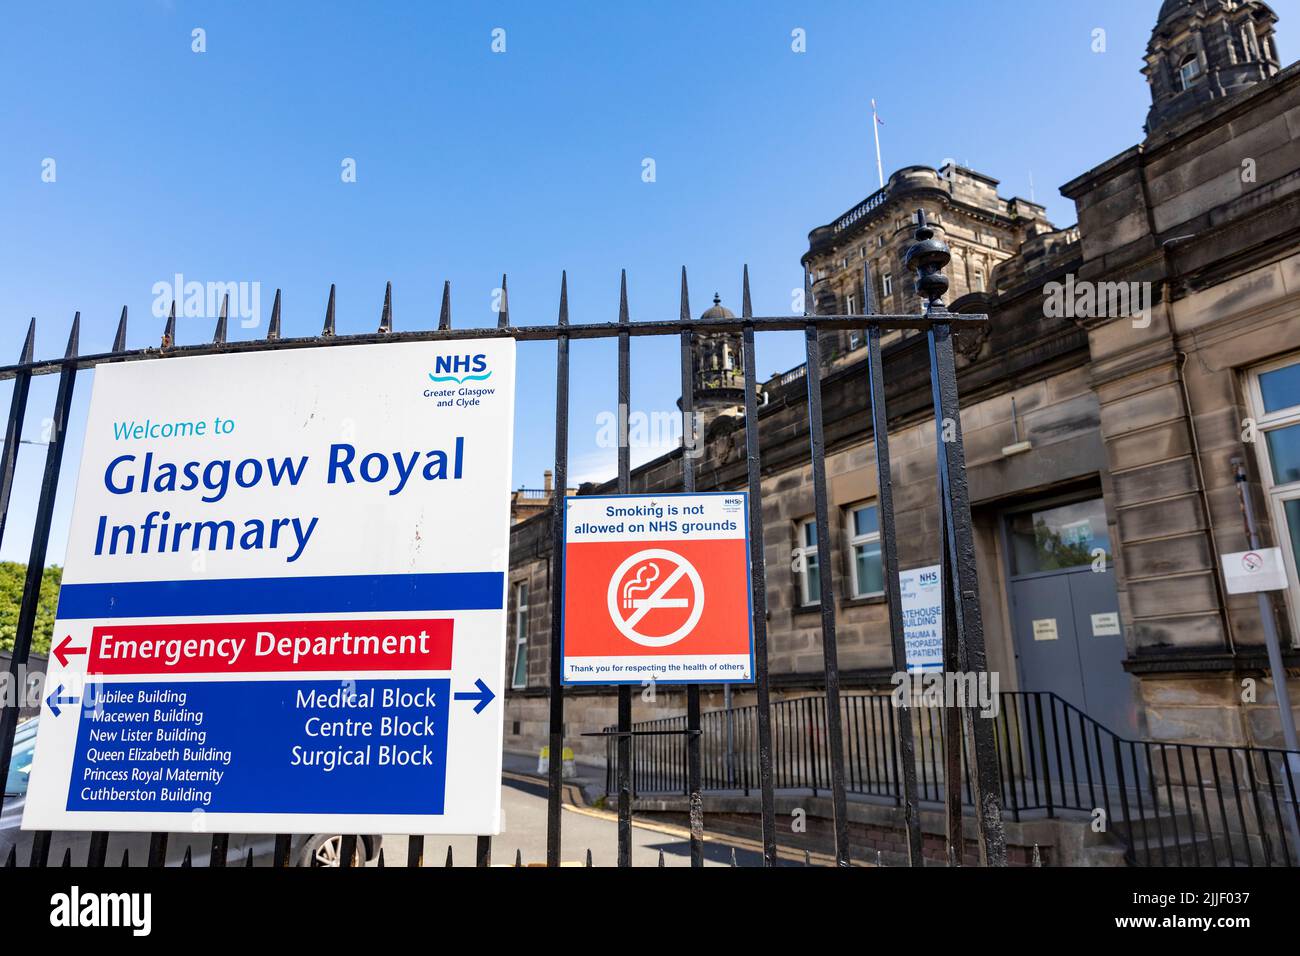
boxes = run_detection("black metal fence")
[0,212,1006,867]
[607,690,1300,867]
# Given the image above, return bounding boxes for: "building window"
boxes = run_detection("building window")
[848,330,862,350]
[1179,54,1202,90]
[881,271,893,299]
[846,293,856,315]
[847,503,884,598]
[974,268,986,292]
[1248,355,1300,642]
[842,256,851,270]
[877,234,886,249]
[797,518,821,606]
[511,581,529,688]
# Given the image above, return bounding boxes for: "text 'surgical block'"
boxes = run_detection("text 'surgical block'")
[25,339,516,835]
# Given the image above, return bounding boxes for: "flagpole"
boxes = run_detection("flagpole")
[871,99,885,190]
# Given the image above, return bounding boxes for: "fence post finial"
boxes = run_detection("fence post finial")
[213,294,228,345]
[557,271,568,327]
[112,307,128,353]
[742,264,753,319]
[268,289,282,340]
[618,270,629,325]
[323,284,336,337]
[498,274,509,328]
[65,312,80,358]
[904,208,950,314]
[439,280,452,330]
[803,264,815,318]
[19,318,36,363]
[162,300,176,349]
[680,266,690,322]
[379,281,392,333]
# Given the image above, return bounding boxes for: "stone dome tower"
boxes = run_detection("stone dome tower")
[1143,0,1281,136]
[684,293,746,431]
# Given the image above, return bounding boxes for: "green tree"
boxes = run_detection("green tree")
[0,562,62,655]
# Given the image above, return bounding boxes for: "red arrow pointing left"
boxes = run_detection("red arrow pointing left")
[54,635,87,668]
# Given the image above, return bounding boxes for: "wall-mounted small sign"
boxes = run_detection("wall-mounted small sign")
[1032,618,1059,642]
[1091,612,1121,637]
[1222,548,1288,594]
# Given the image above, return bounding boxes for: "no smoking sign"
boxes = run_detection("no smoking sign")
[562,493,754,685]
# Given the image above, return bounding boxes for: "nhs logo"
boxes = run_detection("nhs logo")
[429,354,491,385]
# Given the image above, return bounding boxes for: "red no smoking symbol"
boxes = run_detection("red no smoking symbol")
[606,549,705,648]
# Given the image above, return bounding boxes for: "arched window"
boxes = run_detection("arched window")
[1179,54,1202,90]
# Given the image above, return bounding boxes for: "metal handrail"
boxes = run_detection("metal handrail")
[609,689,1300,867]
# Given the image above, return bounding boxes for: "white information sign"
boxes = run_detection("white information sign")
[899,565,943,673]
[23,340,515,835]
[1222,548,1289,594]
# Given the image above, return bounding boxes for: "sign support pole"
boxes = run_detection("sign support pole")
[616,272,634,868]
[1232,459,1300,844]
[678,268,704,867]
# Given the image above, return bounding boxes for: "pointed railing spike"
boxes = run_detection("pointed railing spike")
[805,849,812,866]
[497,274,509,328]
[730,847,737,867]
[742,264,753,319]
[679,266,690,321]
[379,281,392,333]
[803,264,816,318]
[19,318,36,363]
[618,269,629,324]
[120,848,129,867]
[658,849,665,868]
[213,293,228,344]
[514,848,522,867]
[557,271,569,326]
[65,313,80,357]
[585,848,592,867]
[267,289,282,340]
[162,300,177,348]
[61,848,72,867]
[112,306,128,353]
[377,848,385,867]
[246,848,254,867]
[181,846,192,867]
[3,845,15,868]
[323,284,336,337]
[445,844,453,868]
[439,280,452,330]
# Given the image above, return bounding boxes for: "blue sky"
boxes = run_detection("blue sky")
[2,0,1295,564]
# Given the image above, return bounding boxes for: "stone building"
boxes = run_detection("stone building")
[502,0,1299,770]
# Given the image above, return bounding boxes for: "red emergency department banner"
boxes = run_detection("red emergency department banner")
[561,492,754,685]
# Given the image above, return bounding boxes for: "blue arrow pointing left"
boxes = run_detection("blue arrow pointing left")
[45,684,80,717]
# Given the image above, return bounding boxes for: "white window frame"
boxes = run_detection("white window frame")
[846,502,884,599]
[1246,355,1300,645]
[974,268,986,292]
[511,580,530,688]
[846,293,856,316]
[1180,54,1203,90]
[881,271,893,299]
[797,517,821,607]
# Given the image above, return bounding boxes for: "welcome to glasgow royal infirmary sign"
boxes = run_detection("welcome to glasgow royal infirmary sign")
[23,340,515,836]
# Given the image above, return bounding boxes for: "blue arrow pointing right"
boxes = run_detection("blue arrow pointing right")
[453,679,495,715]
